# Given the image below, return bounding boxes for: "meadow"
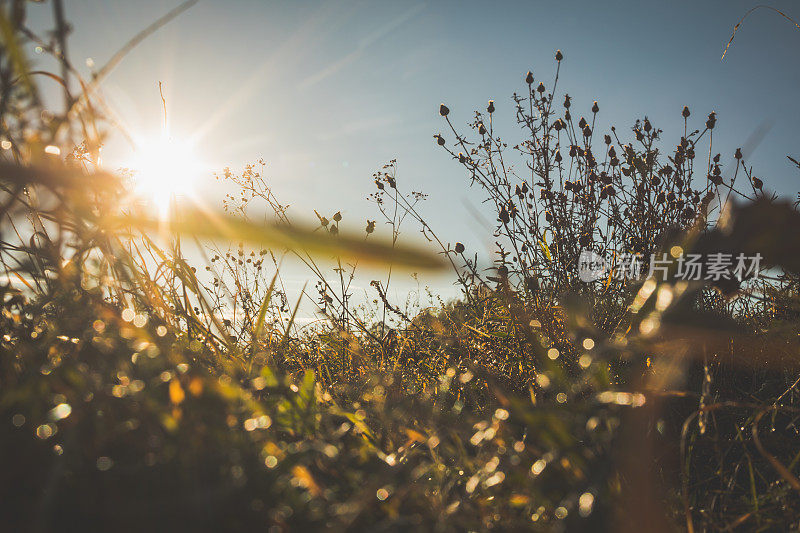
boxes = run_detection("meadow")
[1,3,800,531]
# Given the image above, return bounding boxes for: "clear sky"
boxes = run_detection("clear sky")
[24,0,800,310]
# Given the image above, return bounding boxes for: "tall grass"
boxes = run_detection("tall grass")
[1,3,800,531]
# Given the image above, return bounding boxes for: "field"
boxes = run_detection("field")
[1,3,800,531]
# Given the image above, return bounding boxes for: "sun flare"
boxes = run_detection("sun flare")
[128,133,203,217]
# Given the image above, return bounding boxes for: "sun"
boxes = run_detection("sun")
[128,132,203,217]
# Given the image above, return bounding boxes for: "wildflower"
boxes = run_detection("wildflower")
[439,103,450,117]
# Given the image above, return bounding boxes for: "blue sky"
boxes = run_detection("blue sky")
[25,0,800,307]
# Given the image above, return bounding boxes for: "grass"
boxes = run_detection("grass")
[1,3,800,531]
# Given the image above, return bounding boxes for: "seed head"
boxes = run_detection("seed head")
[487,100,495,114]
[682,106,690,118]
[591,101,599,114]
[439,103,450,117]
[525,71,534,85]
[434,134,445,146]
[706,112,716,130]
[734,148,742,160]
[458,152,466,163]
[499,206,510,224]
[752,176,763,189]
[555,49,563,61]
[333,211,342,222]
[454,242,465,254]
[563,95,571,108]
[366,220,375,234]
[537,82,545,94]
[478,123,486,135]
